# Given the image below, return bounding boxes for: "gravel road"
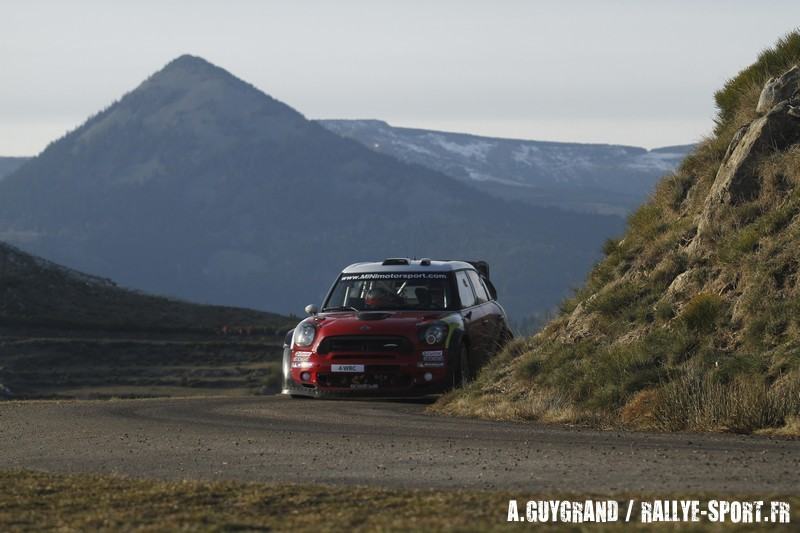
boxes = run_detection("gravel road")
[1,396,798,493]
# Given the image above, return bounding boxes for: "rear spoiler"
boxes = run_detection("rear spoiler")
[462,260,497,300]
[466,260,490,280]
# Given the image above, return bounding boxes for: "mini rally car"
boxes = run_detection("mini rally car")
[282,258,512,398]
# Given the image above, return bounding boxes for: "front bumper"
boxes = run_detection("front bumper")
[286,358,449,398]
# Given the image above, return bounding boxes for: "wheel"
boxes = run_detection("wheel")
[452,343,471,389]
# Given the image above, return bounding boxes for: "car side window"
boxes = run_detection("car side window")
[467,270,489,304]
[455,271,476,308]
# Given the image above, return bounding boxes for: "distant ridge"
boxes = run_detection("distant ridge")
[319,119,693,216]
[0,55,622,320]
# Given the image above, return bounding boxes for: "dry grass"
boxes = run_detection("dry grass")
[3,471,798,532]
[433,31,800,436]
[650,370,800,433]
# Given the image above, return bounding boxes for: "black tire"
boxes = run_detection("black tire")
[451,343,471,389]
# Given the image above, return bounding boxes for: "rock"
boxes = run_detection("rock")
[756,65,800,114]
[722,124,749,161]
[691,99,800,251]
[559,297,598,343]
[665,270,696,300]
[711,101,800,205]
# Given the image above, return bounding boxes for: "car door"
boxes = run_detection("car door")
[465,269,498,362]
[454,270,485,364]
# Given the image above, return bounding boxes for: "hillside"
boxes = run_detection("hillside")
[0,241,287,333]
[0,55,621,321]
[319,119,693,216]
[435,32,800,435]
[0,241,292,399]
[0,157,28,180]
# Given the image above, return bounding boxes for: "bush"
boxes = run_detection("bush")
[681,293,725,332]
[653,370,800,432]
[628,204,667,241]
[586,281,640,316]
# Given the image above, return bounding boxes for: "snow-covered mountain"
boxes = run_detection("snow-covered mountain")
[319,120,694,216]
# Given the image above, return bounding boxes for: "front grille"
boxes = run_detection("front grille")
[317,336,412,355]
[317,371,413,389]
[331,354,396,361]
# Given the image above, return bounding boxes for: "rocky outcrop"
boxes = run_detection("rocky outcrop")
[710,101,800,205]
[692,65,800,250]
[756,65,800,114]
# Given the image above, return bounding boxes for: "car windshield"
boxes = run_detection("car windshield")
[323,272,453,311]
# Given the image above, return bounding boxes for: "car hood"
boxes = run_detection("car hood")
[312,310,450,339]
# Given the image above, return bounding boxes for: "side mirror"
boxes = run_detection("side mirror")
[304,304,319,315]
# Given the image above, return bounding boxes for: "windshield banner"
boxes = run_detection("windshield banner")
[341,272,448,281]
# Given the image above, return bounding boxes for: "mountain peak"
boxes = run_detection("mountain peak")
[143,54,239,90]
[167,53,214,68]
[157,54,230,78]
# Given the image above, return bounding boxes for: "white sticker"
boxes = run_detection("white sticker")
[331,364,365,373]
[422,350,444,361]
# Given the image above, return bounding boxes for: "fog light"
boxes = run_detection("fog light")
[300,371,311,382]
[423,372,433,382]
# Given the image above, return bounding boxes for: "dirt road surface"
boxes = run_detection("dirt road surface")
[1,396,798,493]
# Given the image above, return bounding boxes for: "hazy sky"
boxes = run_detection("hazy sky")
[1,1,799,155]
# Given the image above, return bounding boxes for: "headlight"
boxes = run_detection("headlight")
[293,322,316,347]
[422,323,448,345]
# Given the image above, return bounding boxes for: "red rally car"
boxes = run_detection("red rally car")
[282,258,513,398]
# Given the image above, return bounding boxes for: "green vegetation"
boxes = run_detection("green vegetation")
[434,31,800,434]
[1,471,797,532]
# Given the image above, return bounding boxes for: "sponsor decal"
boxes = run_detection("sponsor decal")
[291,351,314,369]
[422,350,444,361]
[341,272,448,281]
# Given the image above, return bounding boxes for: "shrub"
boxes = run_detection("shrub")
[654,300,674,321]
[628,204,667,241]
[657,173,695,211]
[586,281,640,316]
[653,370,800,433]
[681,293,725,333]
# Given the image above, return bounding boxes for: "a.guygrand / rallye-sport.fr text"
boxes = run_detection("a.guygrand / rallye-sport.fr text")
[282,258,513,398]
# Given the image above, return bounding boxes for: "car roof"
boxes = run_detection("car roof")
[342,259,476,274]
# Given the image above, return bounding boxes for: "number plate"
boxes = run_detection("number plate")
[331,364,365,373]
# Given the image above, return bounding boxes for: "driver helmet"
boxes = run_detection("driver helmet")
[364,287,391,308]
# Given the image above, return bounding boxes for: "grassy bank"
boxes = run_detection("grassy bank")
[434,32,800,434]
[1,471,797,532]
